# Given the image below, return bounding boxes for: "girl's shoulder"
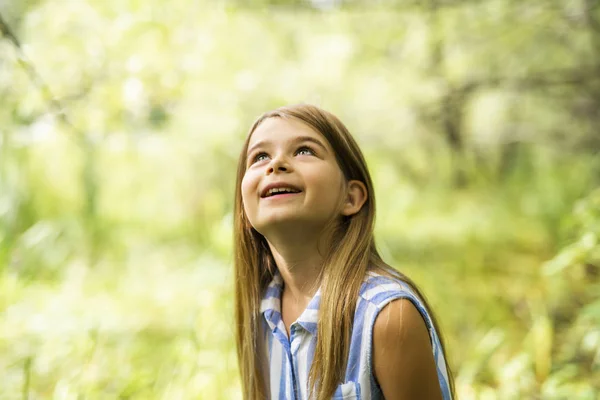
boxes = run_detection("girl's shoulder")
[357,268,440,351]
[359,270,420,308]
[358,269,435,332]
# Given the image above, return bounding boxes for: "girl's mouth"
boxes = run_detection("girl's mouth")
[263,191,302,200]
[261,185,302,198]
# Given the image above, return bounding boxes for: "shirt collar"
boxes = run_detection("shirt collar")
[296,287,320,336]
[260,270,283,315]
[260,269,321,337]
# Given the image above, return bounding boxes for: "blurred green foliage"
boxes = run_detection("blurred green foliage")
[1,0,599,398]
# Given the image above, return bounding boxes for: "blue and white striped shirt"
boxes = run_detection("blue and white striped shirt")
[260,270,453,400]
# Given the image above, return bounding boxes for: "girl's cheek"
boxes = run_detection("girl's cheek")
[240,173,256,199]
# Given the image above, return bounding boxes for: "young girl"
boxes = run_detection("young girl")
[233,104,454,400]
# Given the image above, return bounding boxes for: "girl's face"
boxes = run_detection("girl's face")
[241,117,347,237]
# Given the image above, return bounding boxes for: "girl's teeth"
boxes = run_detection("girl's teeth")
[268,188,297,196]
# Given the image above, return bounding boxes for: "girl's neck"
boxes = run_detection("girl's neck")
[267,236,325,305]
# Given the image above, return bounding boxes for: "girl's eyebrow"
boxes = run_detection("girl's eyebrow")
[247,136,328,155]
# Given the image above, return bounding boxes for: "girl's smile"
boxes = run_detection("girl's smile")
[262,191,301,200]
[261,182,303,198]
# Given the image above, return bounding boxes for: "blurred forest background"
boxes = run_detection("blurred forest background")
[0,0,599,398]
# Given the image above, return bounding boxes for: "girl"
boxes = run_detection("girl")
[233,104,454,400]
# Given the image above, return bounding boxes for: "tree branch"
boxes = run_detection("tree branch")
[0,12,22,47]
[0,11,84,144]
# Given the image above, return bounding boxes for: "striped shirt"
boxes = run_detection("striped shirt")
[259,269,453,400]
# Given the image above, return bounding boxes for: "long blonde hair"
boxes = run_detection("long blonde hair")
[233,104,454,399]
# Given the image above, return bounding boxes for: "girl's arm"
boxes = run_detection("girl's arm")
[373,299,444,400]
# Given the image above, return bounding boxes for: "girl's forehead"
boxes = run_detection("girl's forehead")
[248,117,325,145]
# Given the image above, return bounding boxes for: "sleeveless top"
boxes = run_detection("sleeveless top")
[259,269,453,400]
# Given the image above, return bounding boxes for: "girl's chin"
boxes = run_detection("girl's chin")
[254,217,323,236]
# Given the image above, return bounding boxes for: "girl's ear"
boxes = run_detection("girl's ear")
[341,180,368,216]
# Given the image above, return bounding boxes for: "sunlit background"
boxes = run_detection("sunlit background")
[1,0,599,398]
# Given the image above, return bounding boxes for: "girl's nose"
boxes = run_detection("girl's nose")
[266,156,290,174]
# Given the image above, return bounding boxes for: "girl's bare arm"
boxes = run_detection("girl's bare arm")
[373,299,444,400]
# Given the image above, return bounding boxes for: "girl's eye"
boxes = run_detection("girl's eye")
[296,146,315,156]
[252,152,269,163]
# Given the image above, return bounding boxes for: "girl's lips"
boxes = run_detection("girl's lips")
[260,183,303,197]
[262,192,302,200]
